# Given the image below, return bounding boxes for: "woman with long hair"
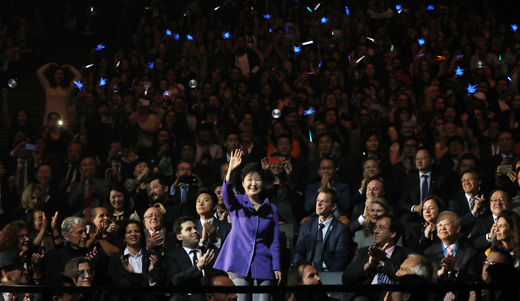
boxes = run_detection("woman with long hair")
[105,184,139,225]
[36,62,82,127]
[63,257,95,287]
[353,197,394,249]
[492,210,520,267]
[12,183,45,221]
[406,196,446,253]
[26,209,62,255]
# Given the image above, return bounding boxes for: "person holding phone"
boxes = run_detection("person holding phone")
[214,150,281,301]
[170,160,203,219]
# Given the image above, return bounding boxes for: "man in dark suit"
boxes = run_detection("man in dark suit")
[470,190,511,251]
[424,211,480,285]
[53,141,83,192]
[3,139,35,197]
[34,163,66,218]
[165,216,216,287]
[274,134,307,193]
[96,141,133,183]
[294,188,351,271]
[210,132,241,186]
[195,189,231,249]
[449,169,487,228]
[69,156,110,219]
[484,131,517,196]
[305,157,351,216]
[398,147,451,223]
[349,178,385,232]
[171,160,203,220]
[343,214,410,300]
[143,206,177,257]
[44,217,91,278]
[239,124,265,163]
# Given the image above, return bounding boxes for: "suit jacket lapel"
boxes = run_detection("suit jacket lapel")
[195,219,202,235]
[323,218,336,247]
[309,218,319,260]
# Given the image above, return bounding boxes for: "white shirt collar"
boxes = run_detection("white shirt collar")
[123,247,143,258]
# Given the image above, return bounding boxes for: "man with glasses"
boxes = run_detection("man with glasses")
[392,136,418,177]
[470,190,511,251]
[449,169,487,228]
[424,211,479,286]
[305,157,351,216]
[0,250,31,300]
[398,147,451,223]
[343,214,410,300]
[143,207,177,257]
[486,131,517,197]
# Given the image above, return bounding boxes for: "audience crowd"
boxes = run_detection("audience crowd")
[2,0,520,300]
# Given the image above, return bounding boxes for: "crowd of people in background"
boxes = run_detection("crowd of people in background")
[2,0,520,300]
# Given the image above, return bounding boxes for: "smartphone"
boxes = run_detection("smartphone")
[498,165,513,175]
[149,159,158,171]
[179,175,197,184]
[116,149,129,157]
[25,144,37,150]
[268,157,282,164]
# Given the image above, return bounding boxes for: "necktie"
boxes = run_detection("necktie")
[446,246,453,257]
[65,165,77,187]
[180,185,188,203]
[17,160,26,196]
[85,185,93,221]
[421,174,429,201]
[443,246,456,301]
[377,272,392,284]
[312,223,325,271]
[114,163,120,171]
[469,197,475,211]
[190,249,198,266]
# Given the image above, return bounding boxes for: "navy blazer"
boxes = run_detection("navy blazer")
[449,195,488,227]
[305,180,351,216]
[194,218,231,248]
[469,214,495,251]
[293,217,351,271]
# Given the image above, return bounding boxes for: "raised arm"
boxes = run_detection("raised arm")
[36,63,54,90]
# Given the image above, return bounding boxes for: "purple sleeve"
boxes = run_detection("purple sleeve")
[222,179,240,212]
[270,203,281,272]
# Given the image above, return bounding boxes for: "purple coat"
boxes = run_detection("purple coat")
[213,180,280,280]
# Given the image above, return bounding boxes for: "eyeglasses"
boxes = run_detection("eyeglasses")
[145,213,161,219]
[372,226,389,232]
[483,260,498,266]
[78,270,94,278]
[436,222,452,228]
[490,198,509,203]
[415,156,430,161]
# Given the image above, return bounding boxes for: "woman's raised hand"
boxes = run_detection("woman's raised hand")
[229,150,243,172]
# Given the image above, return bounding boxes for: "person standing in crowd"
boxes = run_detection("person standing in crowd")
[214,149,280,301]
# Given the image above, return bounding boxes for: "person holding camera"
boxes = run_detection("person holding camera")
[170,160,203,220]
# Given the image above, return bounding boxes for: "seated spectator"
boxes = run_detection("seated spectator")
[195,123,224,166]
[343,215,410,300]
[294,188,350,271]
[148,129,175,178]
[406,196,446,253]
[108,219,160,284]
[305,157,351,216]
[105,184,139,224]
[490,210,520,267]
[53,141,83,194]
[286,261,331,301]
[32,134,60,166]
[210,132,242,187]
[12,183,45,221]
[272,134,307,193]
[165,216,216,287]
[3,138,35,198]
[397,147,452,223]
[27,209,62,255]
[473,246,515,301]
[354,197,402,249]
[143,206,177,256]
[33,163,63,217]
[395,254,433,283]
[195,189,231,249]
[239,124,265,163]
[45,217,90,278]
[349,178,386,233]
[307,133,350,185]
[42,112,73,160]
[42,274,76,301]
[69,156,110,220]
[63,257,94,287]
[424,211,480,293]
[449,169,487,229]
[96,141,133,183]
[384,274,430,301]
[0,250,30,297]
[262,154,300,228]
[200,269,238,301]
[170,160,203,219]
[470,189,511,252]
[124,159,150,205]
[135,175,179,231]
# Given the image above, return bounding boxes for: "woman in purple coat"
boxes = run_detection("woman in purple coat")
[213,149,281,301]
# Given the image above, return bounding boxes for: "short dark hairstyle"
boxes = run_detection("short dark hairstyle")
[119,219,147,249]
[197,188,218,206]
[459,153,478,164]
[274,133,292,147]
[489,189,511,202]
[149,174,170,187]
[320,188,338,206]
[488,246,514,265]
[173,216,196,235]
[35,163,52,174]
[318,156,337,169]
[416,146,434,159]
[287,261,313,287]
[317,132,334,144]
[176,159,193,170]
[460,169,481,180]
[240,162,265,183]
[376,214,402,242]
[200,269,230,287]
[422,195,447,213]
